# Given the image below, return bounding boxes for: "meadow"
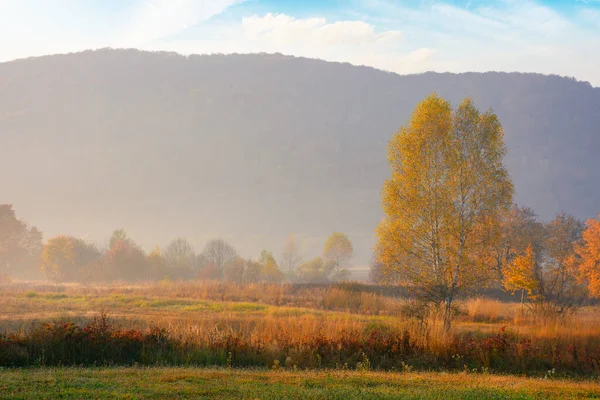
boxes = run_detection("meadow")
[2,367,600,399]
[1,281,600,378]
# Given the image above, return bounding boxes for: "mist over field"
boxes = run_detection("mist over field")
[2,49,599,266]
[3,0,600,396]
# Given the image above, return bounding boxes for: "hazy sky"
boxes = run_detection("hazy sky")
[1,0,599,86]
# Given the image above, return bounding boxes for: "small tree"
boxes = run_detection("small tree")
[243,259,263,283]
[103,232,148,282]
[503,213,586,318]
[539,212,586,316]
[223,256,246,283]
[201,239,237,280]
[296,257,335,283]
[502,244,538,312]
[281,234,302,275]
[576,214,600,298]
[164,238,196,272]
[0,204,43,279]
[147,246,168,280]
[40,236,75,281]
[488,205,545,281]
[41,236,100,282]
[108,228,129,249]
[260,250,283,282]
[323,232,353,281]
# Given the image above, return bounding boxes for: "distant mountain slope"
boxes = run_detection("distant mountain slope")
[1,49,599,263]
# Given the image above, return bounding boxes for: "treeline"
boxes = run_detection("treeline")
[0,205,354,284]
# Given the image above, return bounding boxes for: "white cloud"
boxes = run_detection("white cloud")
[347,0,599,85]
[0,0,598,86]
[145,13,414,73]
[118,0,244,47]
[0,0,243,61]
[140,2,599,85]
[241,13,402,46]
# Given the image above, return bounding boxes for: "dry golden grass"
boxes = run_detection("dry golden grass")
[1,280,401,314]
[2,281,600,340]
[462,297,516,322]
[2,280,600,373]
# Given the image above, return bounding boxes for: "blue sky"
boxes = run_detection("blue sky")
[1,0,599,86]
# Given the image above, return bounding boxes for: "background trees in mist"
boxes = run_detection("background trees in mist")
[0,205,43,281]
[0,209,356,285]
[40,236,100,282]
[200,239,238,280]
[280,234,302,277]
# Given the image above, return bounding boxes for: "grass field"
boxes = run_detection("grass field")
[1,367,599,399]
[1,280,600,397]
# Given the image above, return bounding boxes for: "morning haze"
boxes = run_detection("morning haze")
[2,49,598,268]
[4,0,600,395]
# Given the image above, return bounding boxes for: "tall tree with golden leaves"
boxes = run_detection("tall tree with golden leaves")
[376,94,513,330]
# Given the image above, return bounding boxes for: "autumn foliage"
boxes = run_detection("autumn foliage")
[502,244,537,301]
[376,94,513,329]
[577,215,600,298]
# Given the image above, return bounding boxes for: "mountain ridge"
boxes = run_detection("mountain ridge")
[2,49,599,264]
[2,48,598,90]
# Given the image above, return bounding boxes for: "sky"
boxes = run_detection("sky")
[1,0,599,86]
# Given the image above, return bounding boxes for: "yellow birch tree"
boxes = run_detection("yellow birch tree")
[502,244,538,310]
[376,93,513,331]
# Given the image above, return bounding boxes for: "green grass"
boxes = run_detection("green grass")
[12,292,355,319]
[22,292,79,301]
[0,368,598,399]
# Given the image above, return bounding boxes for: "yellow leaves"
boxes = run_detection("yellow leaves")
[502,244,538,298]
[40,236,77,280]
[323,232,354,268]
[376,93,513,295]
[260,250,283,282]
[148,245,162,259]
[576,216,600,298]
[40,236,100,282]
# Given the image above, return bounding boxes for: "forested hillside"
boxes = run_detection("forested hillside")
[2,49,598,263]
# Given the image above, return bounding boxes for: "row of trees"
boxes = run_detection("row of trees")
[501,210,600,314]
[0,205,354,284]
[373,93,600,328]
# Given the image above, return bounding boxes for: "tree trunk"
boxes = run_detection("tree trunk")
[443,295,453,332]
[520,288,525,315]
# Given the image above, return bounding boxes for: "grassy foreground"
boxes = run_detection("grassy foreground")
[0,368,599,399]
[3,282,600,375]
